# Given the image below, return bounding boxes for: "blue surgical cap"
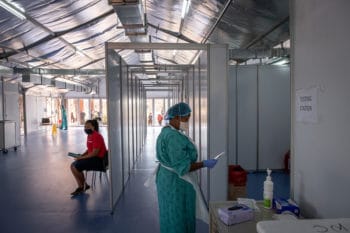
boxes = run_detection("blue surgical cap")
[165,102,192,120]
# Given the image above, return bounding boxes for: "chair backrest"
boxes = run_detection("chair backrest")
[102,150,109,170]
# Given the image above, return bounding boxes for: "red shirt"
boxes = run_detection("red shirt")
[87,131,107,158]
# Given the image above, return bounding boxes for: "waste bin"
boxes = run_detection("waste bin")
[228,165,247,200]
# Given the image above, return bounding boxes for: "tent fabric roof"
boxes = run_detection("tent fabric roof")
[0,0,289,92]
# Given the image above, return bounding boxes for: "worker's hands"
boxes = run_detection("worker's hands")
[203,159,218,169]
[74,154,83,161]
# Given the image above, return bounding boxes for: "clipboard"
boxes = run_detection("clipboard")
[214,152,225,160]
[67,152,81,158]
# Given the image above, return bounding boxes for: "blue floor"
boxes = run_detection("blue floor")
[0,127,289,233]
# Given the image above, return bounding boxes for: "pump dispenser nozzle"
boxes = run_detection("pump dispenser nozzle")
[266,169,272,181]
[263,168,274,209]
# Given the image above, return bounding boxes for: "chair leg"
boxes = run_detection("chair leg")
[84,171,89,187]
[92,171,96,190]
[85,170,108,191]
[104,171,109,184]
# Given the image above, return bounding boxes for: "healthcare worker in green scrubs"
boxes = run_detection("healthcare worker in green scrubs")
[156,102,217,233]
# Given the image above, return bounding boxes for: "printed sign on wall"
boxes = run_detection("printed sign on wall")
[296,87,318,123]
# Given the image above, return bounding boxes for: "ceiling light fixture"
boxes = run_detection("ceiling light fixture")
[181,0,191,19]
[0,0,26,20]
[273,58,289,66]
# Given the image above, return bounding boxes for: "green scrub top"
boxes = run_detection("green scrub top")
[156,126,198,233]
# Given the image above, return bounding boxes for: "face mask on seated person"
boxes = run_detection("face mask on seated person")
[84,129,93,135]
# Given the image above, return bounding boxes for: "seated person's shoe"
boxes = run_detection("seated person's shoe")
[70,187,84,196]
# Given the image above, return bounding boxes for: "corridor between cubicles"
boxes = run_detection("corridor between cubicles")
[105,43,229,212]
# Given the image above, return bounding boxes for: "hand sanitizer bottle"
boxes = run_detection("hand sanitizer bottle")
[263,169,273,209]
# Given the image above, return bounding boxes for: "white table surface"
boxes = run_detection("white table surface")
[257,218,350,233]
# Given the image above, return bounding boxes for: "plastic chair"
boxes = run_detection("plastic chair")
[86,151,109,190]
[90,168,109,190]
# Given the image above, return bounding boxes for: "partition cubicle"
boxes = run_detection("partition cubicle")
[228,65,291,171]
[105,43,229,212]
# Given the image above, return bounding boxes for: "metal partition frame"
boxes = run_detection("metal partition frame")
[228,65,290,171]
[105,47,123,212]
[106,42,228,210]
[207,45,228,201]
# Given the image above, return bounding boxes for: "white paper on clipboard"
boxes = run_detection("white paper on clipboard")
[214,152,225,160]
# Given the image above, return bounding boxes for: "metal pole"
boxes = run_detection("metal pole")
[22,90,27,136]
[256,65,260,171]
[1,77,5,121]
[235,65,239,165]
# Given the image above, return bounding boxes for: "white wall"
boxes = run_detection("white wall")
[291,0,350,218]
[25,95,47,134]
[1,82,21,145]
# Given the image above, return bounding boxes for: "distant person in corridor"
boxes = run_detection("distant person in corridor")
[156,102,218,233]
[148,112,153,126]
[70,119,107,196]
[157,113,163,126]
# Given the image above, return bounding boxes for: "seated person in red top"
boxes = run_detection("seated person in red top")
[70,119,107,196]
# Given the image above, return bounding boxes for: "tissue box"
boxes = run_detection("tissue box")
[274,198,300,217]
[218,204,254,225]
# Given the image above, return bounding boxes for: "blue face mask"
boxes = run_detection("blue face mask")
[84,129,93,135]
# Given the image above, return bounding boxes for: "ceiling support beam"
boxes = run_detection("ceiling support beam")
[244,16,289,49]
[229,48,290,60]
[13,68,105,76]
[201,0,234,44]
[147,23,197,44]
[128,64,193,68]
[107,42,206,50]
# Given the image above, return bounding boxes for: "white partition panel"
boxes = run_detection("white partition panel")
[237,66,258,170]
[133,76,137,162]
[198,52,209,202]
[25,95,47,134]
[128,73,134,169]
[121,61,129,185]
[4,83,20,145]
[228,66,237,164]
[228,65,290,170]
[0,81,3,120]
[106,48,123,212]
[208,44,228,201]
[258,66,290,169]
[187,69,195,140]
[136,80,141,157]
[194,66,201,156]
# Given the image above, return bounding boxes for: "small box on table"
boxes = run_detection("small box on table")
[218,204,254,226]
